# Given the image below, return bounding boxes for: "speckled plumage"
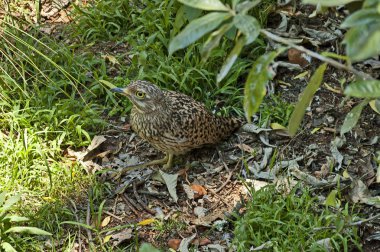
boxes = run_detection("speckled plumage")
[112,80,241,169]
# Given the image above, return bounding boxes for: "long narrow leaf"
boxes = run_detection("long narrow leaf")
[344,80,380,98]
[244,50,282,122]
[340,99,369,135]
[217,36,246,83]
[177,0,229,11]
[5,226,52,236]
[169,12,231,55]
[288,64,327,136]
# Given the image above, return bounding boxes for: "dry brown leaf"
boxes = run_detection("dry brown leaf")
[190,184,207,199]
[101,216,111,227]
[168,239,181,250]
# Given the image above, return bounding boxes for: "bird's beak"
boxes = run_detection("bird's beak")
[111,87,130,96]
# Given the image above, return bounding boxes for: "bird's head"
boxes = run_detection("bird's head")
[111,80,165,113]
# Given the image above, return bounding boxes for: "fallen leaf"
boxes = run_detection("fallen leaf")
[193,237,211,246]
[138,218,155,226]
[101,216,111,227]
[194,206,207,218]
[168,239,181,250]
[235,143,255,153]
[190,184,207,199]
[288,48,311,67]
[159,170,179,202]
[111,228,133,246]
[179,234,196,252]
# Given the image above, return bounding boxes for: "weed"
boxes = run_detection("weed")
[259,95,294,127]
[233,184,361,251]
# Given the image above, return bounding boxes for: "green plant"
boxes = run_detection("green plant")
[233,185,361,251]
[0,192,52,251]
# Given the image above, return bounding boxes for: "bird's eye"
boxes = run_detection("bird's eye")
[135,91,145,98]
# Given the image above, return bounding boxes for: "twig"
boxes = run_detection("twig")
[104,211,123,221]
[138,190,167,197]
[313,213,380,231]
[133,182,156,215]
[260,29,374,80]
[121,194,140,216]
[215,160,241,193]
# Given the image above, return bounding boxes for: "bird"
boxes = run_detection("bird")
[111,80,242,176]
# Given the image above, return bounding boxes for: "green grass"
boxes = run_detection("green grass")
[233,185,361,251]
[0,0,289,250]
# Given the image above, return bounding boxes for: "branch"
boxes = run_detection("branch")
[260,29,374,80]
[313,213,380,231]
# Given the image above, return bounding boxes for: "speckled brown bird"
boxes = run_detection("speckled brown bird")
[112,80,242,173]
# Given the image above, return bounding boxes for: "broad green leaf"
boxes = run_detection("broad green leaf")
[232,0,240,9]
[184,5,202,21]
[174,5,186,33]
[236,0,261,14]
[363,0,380,8]
[244,51,281,122]
[5,226,52,236]
[217,36,246,83]
[177,0,229,11]
[303,0,356,7]
[1,242,17,252]
[233,14,260,44]
[0,194,20,215]
[4,215,29,222]
[169,12,231,55]
[288,64,327,136]
[325,190,340,208]
[340,99,369,135]
[344,80,380,98]
[369,99,380,114]
[139,243,161,252]
[201,23,233,60]
[343,23,380,62]
[341,9,380,28]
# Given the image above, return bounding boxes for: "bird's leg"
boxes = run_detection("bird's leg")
[162,153,174,170]
[112,153,169,179]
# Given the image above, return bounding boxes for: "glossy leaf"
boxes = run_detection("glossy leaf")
[184,5,202,21]
[201,23,233,60]
[288,64,327,136]
[217,36,246,83]
[341,9,380,28]
[344,80,380,98]
[5,226,52,236]
[244,51,280,122]
[177,0,229,11]
[343,24,380,62]
[236,0,261,14]
[169,12,231,55]
[340,99,369,135]
[233,14,260,44]
[303,0,356,7]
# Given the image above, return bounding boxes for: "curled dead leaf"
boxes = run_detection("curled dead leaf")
[168,239,181,250]
[190,184,207,199]
[288,48,311,67]
[193,237,211,246]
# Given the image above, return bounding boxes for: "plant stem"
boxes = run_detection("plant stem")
[260,29,374,80]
